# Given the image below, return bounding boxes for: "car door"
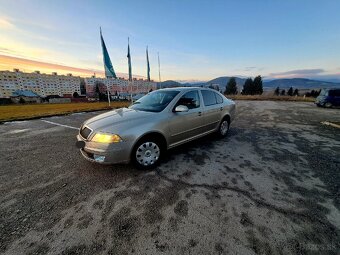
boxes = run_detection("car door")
[201,90,222,131]
[168,90,205,146]
[330,89,340,106]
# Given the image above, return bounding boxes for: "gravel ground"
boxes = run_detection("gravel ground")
[0,101,339,255]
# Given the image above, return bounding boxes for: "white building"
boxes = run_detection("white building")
[0,69,81,98]
[85,76,157,97]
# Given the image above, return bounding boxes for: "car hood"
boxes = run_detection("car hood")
[84,107,155,131]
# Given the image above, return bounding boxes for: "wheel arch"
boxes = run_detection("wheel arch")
[222,114,231,124]
[130,131,168,160]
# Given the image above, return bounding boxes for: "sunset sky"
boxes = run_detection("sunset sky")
[1,0,340,81]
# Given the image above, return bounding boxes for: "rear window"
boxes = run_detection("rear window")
[202,90,217,106]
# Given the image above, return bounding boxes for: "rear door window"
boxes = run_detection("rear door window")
[215,92,224,104]
[202,90,217,106]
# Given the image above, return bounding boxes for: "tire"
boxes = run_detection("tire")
[132,138,163,169]
[218,118,230,137]
[325,102,332,108]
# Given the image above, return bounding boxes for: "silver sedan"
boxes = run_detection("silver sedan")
[76,87,236,169]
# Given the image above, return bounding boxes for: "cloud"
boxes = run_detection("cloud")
[0,54,145,79]
[244,66,256,71]
[0,54,102,76]
[269,69,325,78]
[0,47,15,55]
[0,17,15,29]
[232,66,264,73]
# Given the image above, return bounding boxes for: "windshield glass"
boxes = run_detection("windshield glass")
[319,89,328,96]
[129,90,180,112]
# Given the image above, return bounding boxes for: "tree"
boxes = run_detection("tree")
[253,75,263,95]
[308,90,319,97]
[274,87,280,96]
[293,89,299,96]
[95,82,107,101]
[225,77,238,95]
[287,87,294,96]
[95,82,100,99]
[19,97,25,104]
[280,89,286,96]
[80,78,86,95]
[73,92,79,98]
[241,78,253,95]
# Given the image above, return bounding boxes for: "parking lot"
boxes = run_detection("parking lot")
[0,100,339,254]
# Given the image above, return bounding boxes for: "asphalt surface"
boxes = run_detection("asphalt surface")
[0,101,340,255]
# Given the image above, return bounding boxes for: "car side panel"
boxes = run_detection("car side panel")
[167,107,205,146]
[202,104,221,131]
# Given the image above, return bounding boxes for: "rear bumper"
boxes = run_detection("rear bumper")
[76,134,131,164]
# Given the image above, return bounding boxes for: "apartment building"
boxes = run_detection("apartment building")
[0,69,81,98]
[85,76,157,97]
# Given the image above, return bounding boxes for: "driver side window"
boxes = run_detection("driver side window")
[175,91,200,109]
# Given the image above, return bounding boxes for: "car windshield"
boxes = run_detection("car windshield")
[319,89,328,96]
[129,90,180,112]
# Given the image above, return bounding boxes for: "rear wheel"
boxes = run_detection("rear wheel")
[325,102,332,108]
[218,118,230,137]
[132,138,163,169]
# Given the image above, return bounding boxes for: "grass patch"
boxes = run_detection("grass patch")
[225,95,315,102]
[0,101,130,123]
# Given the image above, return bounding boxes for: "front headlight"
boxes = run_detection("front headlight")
[91,133,122,143]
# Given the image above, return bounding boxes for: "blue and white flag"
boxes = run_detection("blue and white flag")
[100,27,117,79]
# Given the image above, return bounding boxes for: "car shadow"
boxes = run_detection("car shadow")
[162,128,239,164]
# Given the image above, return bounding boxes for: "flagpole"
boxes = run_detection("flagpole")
[107,90,111,106]
[127,37,133,103]
[158,52,161,83]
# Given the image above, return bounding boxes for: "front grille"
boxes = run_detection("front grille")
[80,126,92,139]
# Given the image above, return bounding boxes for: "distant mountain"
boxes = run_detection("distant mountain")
[158,80,206,88]
[158,77,340,90]
[157,80,182,88]
[206,76,247,91]
[263,78,340,89]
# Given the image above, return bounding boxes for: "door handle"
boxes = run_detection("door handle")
[198,112,202,116]
[220,107,223,111]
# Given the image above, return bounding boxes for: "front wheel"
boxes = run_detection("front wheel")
[132,139,162,169]
[218,119,230,137]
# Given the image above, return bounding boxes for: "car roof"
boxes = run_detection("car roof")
[158,87,215,92]
[322,88,340,91]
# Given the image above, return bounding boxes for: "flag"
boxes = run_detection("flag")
[127,38,132,81]
[100,28,117,79]
[146,46,150,81]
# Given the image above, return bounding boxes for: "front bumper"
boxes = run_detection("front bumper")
[76,134,131,164]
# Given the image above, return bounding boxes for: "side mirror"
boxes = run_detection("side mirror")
[174,105,189,112]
